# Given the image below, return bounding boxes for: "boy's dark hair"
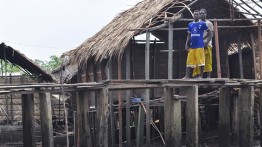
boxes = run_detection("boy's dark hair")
[194,10,199,13]
[200,8,207,14]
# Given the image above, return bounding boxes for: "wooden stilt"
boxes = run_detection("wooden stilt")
[164,87,181,147]
[126,47,131,147]
[39,91,54,147]
[77,90,92,147]
[219,87,231,147]
[231,92,239,145]
[214,20,222,78]
[168,19,173,79]
[239,86,254,147]
[136,104,145,147]
[145,30,151,146]
[186,86,198,147]
[22,94,36,147]
[238,37,244,79]
[259,87,262,146]
[96,88,109,147]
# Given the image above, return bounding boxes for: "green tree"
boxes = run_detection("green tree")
[34,55,62,72]
[0,60,22,74]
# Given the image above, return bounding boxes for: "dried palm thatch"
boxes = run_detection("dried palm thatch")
[63,0,189,67]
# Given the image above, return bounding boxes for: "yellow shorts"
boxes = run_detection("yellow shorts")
[186,48,205,68]
[192,45,212,77]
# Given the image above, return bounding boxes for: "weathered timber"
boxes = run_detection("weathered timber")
[96,87,109,147]
[260,87,262,146]
[164,87,181,147]
[22,94,36,147]
[136,104,145,147]
[77,90,92,147]
[145,30,151,147]
[39,91,54,147]
[168,20,173,79]
[126,45,131,147]
[231,93,239,145]
[219,88,231,147]
[239,86,254,147]
[186,86,198,147]
[214,21,222,78]
[238,37,244,79]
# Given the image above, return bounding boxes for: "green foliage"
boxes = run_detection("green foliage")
[0,60,22,74]
[34,55,62,72]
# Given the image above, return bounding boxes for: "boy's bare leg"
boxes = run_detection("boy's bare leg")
[199,66,204,78]
[206,72,211,78]
[183,67,191,79]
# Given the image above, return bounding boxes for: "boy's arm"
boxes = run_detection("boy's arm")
[185,32,191,51]
[204,29,213,47]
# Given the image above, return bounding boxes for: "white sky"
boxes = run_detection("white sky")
[0,0,142,61]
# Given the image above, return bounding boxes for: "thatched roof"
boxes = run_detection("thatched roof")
[63,0,182,65]
[58,0,262,83]
[63,0,261,68]
[0,43,54,82]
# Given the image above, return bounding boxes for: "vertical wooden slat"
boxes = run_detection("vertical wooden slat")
[145,89,150,147]
[78,90,92,147]
[39,91,54,147]
[77,65,92,147]
[117,56,123,147]
[214,20,221,78]
[260,87,262,146]
[96,87,109,147]
[186,86,198,147]
[251,33,257,79]
[125,47,131,147]
[145,30,150,80]
[231,93,239,145]
[238,37,244,79]
[258,20,262,79]
[22,94,36,147]
[219,87,231,147]
[145,30,151,146]
[164,87,181,147]
[168,20,173,79]
[106,59,116,147]
[136,104,145,147]
[239,86,254,147]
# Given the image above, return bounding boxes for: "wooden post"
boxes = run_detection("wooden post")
[136,104,145,147]
[76,65,92,147]
[219,87,231,147]
[168,19,173,79]
[258,20,262,79]
[145,30,150,80]
[238,37,244,79]
[96,87,109,147]
[106,59,116,147]
[39,91,54,147]
[145,30,151,146]
[22,94,36,147]
[239,86,254,147]
[77,90,92,147]
[260,87,262,146]
[251,33,257,79]
[231,92,239,145]
[214,20,222,78]
[186,86,198,147]
[125,47,131,146]
[224,41,230,78]
[164,87,181,147]
[117,56,123,147]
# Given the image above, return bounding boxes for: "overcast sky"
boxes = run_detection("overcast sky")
[0,0,142,61]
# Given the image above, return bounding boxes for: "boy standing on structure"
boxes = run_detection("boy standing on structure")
[192,9,214,78]
[183,10,212,79]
